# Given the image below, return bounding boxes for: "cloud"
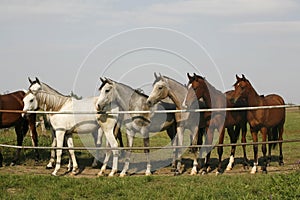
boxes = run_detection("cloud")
[227,21,300,34]
[1,0,299,26]
[148,0,298,16]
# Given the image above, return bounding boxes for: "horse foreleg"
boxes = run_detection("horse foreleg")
[251,130,259,174]
[278,125,284,166]
[261,127,268,173]
[46,128,56,169]
[92,128,103,168]
[174,126,185,176]
[52,130,65,176]
[11,123,25,166]
[104,129,119,177]
[65,134,79,175]
[98,139,111,177]
[190,125,199,175]
[241,124,249,169]
[27,114,39,162]
[200,127,213,175]
[120,130,134,177]
[143,133,151,176]
[216,127,225,174]
[226,126,236,171]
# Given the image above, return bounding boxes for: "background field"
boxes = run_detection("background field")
[0,108,299,199]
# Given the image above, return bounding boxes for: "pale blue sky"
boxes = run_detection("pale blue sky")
[1,0,300,103]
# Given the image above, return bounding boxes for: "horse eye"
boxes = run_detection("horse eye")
[105,89,110,93]
[30,99,34,103]
[158,86,163,90]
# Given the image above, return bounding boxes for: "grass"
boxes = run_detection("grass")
[0,172,299,200]
[0,108,299,199]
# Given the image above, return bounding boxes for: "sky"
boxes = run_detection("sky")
[1,0,300,103]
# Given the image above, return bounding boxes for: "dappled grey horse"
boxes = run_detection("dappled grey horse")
[96,78,178,176]
[146,73,205,175]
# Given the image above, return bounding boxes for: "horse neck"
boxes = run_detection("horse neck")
[37,84,71,111]
[166,78,187,103]
[201,79,224,108]
[115,83,135,110]
[245,85,262,107]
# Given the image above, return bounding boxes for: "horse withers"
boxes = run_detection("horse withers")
[0,91,39,167]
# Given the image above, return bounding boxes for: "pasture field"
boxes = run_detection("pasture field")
[0,108,299,199]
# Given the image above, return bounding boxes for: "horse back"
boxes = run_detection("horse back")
[263,94,285,127]
[0,91,25,127]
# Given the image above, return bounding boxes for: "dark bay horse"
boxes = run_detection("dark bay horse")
[0,91,39,167]
[183,73,249,174]
[231,74,285,174]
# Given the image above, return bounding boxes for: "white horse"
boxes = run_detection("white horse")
[22,78,119,176]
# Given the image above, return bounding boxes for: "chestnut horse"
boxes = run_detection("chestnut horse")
[231,74,285,174]
[183,73,249,174]
[0,91,39,167]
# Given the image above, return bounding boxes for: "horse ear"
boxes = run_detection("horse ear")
[35,77,40,84]
[187,73,192,79]
[100,77,105,83]
[236,74,241,80]
[193,73,196,77]
[106,78,113,84]
[242,74,246,79]
[28,77,33,84]
[154,72,158,80]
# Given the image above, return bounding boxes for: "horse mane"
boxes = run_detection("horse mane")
[134,89,149,98]
[195,75,223,95]
[35,82,71,111]
[153,75,185,88]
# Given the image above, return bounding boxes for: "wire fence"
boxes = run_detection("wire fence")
[0,103,299,151]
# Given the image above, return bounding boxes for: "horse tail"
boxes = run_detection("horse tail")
[270,127,279,149]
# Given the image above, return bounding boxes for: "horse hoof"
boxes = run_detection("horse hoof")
[262,170,268,174]
[10,162,16,167]
[201,171,207,175]
[174,171,180,176]
[51,172,58,176]
[190,170,197,176]
[97,171,105,177]
[226,166,232,171]
[120,173,127,177]
[145,171,152,176]
[279,162,284,166]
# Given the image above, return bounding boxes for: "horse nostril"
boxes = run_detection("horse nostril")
[147,100,152,106]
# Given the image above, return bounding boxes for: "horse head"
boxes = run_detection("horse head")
[231,74,250,103]
[146,73,170,107]
[23,77,41,116]
[96,77,116,111]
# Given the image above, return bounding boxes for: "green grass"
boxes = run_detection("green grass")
[0,172,299,200]
[0,109,300,199]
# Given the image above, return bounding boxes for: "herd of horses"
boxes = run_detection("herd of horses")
[0,73,285,177]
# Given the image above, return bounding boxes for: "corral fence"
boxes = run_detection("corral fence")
[0,104,300,151]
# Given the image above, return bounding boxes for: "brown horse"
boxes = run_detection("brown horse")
[0,91,39,167]
[231,74,285,174]
[184,73,249,174]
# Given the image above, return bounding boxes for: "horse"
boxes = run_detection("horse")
[231,74,285,174]
[95,77,178,176]
[0,91,39,167]
[146,73,205,175]
[22,77,120,176]
[183,73,249,174]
